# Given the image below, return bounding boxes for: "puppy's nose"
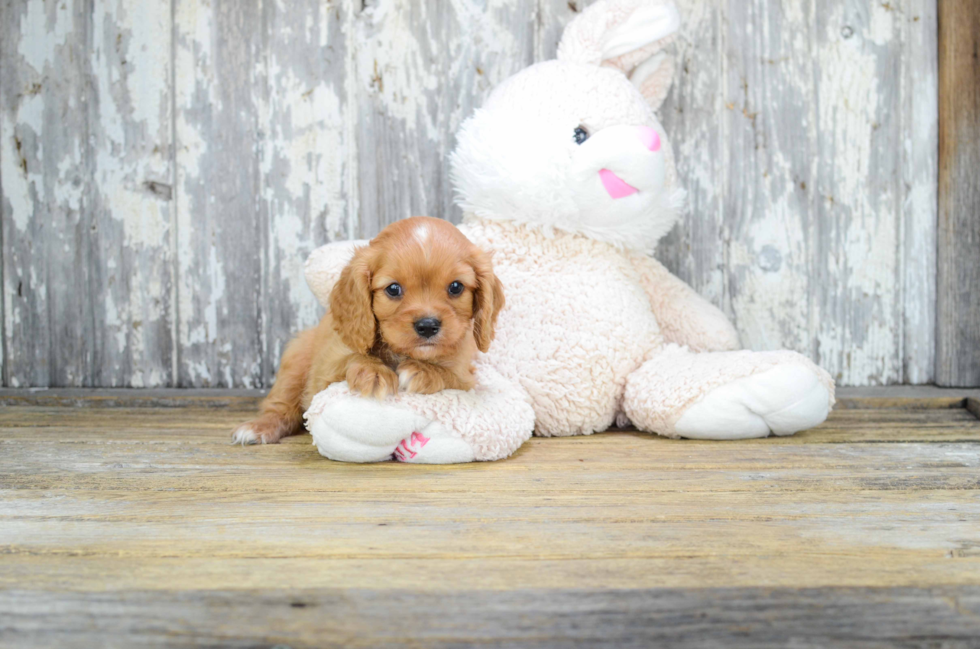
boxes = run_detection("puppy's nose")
[414,317,441,339]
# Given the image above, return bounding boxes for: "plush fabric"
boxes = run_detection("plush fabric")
[301,0,835,463]
[306,365,533,463]
[624,344,834,437]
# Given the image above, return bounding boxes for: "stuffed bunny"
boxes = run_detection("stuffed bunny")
[302,0,835,463]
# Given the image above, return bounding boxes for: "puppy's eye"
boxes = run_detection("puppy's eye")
[448,281,464,296]
[384,283,403,298]
[573,126,589,145]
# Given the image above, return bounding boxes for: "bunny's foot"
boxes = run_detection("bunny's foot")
[624,344,834,440]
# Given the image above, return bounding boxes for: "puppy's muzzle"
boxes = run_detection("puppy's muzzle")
[413,317,441,339]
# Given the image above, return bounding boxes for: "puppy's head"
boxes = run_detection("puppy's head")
[330,216,505,361]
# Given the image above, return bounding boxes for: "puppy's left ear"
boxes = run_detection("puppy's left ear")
[471,248,506,353]
[330,245,377,353]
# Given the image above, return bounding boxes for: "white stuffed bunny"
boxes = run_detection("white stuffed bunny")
[302,0,835,463]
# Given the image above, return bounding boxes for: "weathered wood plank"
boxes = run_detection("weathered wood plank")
[1,1,89,388]
[257,0,352,385]
[3,423,979,489]
[936,0,980,387]
[719,1,911,386]
[1,427,978,597]
[0,1,948,389]
[5,417,980,445]
[2,403,980,441]
[2,394,979,645]
[3,552,978,592]
[0,387,264,409]
[353,0,536,236]
[2,385,979,409]
[3,587,980,649]
[173,0,265,388]
[722,0,818,364]
[606,0,937,387]
[0,0,175,388]
[834,384,980,409]
[656,0,730,322]
[902,0,938,385]
[536,0,579,61]
[1,425,979,590]
[2,484,975,511]
[6,503,976,564]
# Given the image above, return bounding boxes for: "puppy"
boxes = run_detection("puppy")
[233,216,505,445]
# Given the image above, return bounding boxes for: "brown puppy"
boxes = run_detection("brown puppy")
[233,216,505,445]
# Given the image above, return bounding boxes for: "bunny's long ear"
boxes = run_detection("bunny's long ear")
[557,0,680,111]
[626,49,675,112]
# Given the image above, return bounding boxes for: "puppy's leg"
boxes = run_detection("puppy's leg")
[233,327,318,445]
[345,354,399,399]
[396,359,475,394]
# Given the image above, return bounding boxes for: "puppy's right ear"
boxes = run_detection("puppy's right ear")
[329,246,377,353]
[471,248,506,353]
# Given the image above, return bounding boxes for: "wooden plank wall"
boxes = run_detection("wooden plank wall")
[936,0,980,387]
[0,0,944,388]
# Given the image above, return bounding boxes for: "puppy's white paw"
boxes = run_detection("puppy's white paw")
[397,366,416,391]
[674,364,831,440]
[231,425,260,446]
[231,416,293,445]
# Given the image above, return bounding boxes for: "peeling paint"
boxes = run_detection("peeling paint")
[2,0,175,387]
[657,0,935,386]
[354,0,536,235]
[0,0,939,388]
[17,1,76,74]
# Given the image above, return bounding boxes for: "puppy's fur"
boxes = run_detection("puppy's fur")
[233,217,505,445]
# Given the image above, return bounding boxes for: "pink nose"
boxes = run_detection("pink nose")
[637,126,661,152]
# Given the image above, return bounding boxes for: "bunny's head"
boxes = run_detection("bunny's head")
[451,0,685,251]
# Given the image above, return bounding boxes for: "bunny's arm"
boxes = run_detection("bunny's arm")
[628,251,741,352]
[304,240,368,307]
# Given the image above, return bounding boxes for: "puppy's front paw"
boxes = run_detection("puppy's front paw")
[347,360,399,399]
[397,360,448,395]
[232,414,291,445]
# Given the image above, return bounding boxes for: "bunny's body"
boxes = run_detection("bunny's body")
[459,219,664,437]
[300,0,835,463]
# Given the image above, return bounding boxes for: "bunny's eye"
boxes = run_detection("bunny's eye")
[573,126,589,145]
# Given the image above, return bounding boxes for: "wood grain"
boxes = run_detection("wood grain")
[0,0,175,388]
[657,0,942,386]
[257,0,352,385]
[2,385,978,409]
[903,0,939,385]
[353,0,536,235]
[936,0,980,387]
[0,397,979,645]
[173,0,265,388]
[2,587,980,649]
[656,0,729,329]
[0,0,953,388]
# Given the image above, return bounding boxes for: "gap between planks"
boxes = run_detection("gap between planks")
[1,386,979,409]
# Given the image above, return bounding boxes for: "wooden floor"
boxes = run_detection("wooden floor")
[2,388,980,648]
